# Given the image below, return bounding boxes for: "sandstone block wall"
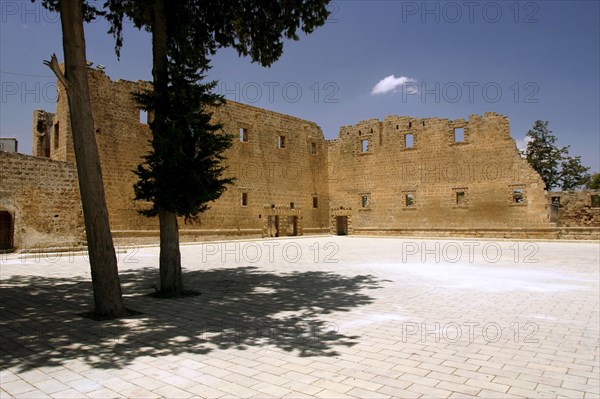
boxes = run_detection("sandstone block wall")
[5,70,582,249]
[46,70,330,237]
[49,71,156,231]
[0,151,83,249]
[328,113,553,234]
[210,101,329,235]
[549,190,600,227]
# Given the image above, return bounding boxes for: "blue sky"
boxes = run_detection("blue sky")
[1,0,598,171]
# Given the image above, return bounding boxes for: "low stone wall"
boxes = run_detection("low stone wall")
[548,191,600,227]
[353,227,559,239]
[557,227,600,240]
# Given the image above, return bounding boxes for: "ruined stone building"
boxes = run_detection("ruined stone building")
[0,70,598,251]
[548,191,600,228]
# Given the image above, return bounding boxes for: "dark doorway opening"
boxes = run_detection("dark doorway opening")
[286,216,298,236]
[336,216,348,236]
[267,216,280,238]
[549,203,560,224]
[0,211,14,251]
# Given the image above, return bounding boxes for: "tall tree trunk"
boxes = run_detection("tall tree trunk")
[50,0,127,317]
[159,209,183,295]
[152,0,184,296]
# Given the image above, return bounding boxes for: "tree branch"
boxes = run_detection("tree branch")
[43,54,69,89]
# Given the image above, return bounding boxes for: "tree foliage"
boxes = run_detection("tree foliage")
[132,37,234,221]
[525,120,590,191]
[106,0,331,66]
[39,0,100,21]
[586,173,600,190]
[100,0,330,296]
[560,156,591,191]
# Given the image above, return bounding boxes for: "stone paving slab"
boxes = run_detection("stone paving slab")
[1,236,599,398]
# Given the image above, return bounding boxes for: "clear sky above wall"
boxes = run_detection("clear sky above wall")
[1,1,598,171]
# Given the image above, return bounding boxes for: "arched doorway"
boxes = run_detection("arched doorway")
[0,211,14,251]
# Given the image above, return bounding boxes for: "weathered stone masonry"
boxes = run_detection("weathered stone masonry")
[5,70,329,249]
[1,70,597,250]
[0,151,83,249]
[328,113,555,237]
[548,190,600,239]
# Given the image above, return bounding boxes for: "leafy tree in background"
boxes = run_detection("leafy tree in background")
[586,173,600,190]
[104,0,331,296]
[560,156,591,191]
[525,121,565,190]
[39,0,128,318]
[525,120,591,191]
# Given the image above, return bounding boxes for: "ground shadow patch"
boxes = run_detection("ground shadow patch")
[0,265,383,372]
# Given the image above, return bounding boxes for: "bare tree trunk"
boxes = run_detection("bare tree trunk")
[159,209,183,295]
[152,0,184,296]
[47,0,127,318]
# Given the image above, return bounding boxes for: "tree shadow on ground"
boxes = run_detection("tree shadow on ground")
[0,266,383,372]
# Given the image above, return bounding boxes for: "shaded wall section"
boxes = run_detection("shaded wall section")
[0,151,83,250]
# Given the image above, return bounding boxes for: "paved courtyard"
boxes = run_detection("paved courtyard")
[1,236,599,398]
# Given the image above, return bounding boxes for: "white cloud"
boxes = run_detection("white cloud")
[516,136,533,152]
[371,75,418,95]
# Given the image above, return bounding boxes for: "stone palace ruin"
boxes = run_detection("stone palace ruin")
[1,69,598,251]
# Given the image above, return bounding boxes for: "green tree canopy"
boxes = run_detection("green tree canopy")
[102,0,331,297]
[560,156,591,191]
[525,120,591,191]
[586,173,600,190]
[106,0,331,66]
[132,38,234,221]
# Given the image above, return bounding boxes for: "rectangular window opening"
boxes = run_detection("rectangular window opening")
[456,191,465,206]
[312,196,318,209]
[405,133,413,148]
[53,122,59,150]
[551,196,560,205]
[454,127,465,142]
[310,142,317,155]
[361,139,369,153]
[361,195,369,208]
[512,189,524,204]
[290,202,295,209]
[241,192,248,207]
[406,194,415,206]
[278,135,286,149]
[139,110,148,124]
[240,128,248,142]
